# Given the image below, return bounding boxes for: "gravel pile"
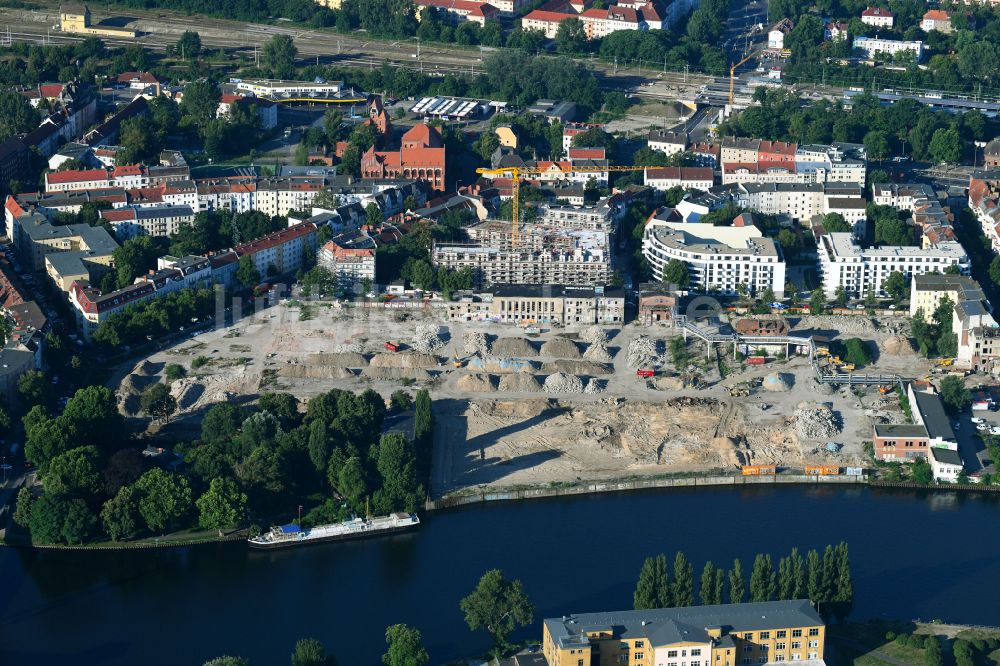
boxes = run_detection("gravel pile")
[793,402,840,439]
[543,372,584,394]
[583,342,613,362]
[540,337,582,359]
[626,335,659,368]
[491,337,538,357]
[311,352,368,367]
[369,352,439,368]
[463,332,489,356]
[498,373,542,392]
[792,315,876,335]
[411,324,447,354]
[882,335,916,356]
[584,378,605,394]
[541,360,612,375]
[363,367,433,381]
[581,326,609,345]
[457,373,496,392]
[762,372,792,392]
[281,366,355,379]
[333,342,364,354]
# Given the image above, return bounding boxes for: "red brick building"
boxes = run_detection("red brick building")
[872,424,930,461]
[361,123,446,191]
[366,96,391,136]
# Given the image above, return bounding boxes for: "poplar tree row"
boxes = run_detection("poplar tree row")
[633,543,854,620]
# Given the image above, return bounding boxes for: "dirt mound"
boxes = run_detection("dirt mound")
[135,360,161,376]
[793,402,839,439]
[362,367,433,381]
[543,372,584,393]
[498,373,542,392]
[280,366,355,379]
[333,342,364,354]
[541,359,613,375]
[490,337,537,357]
[463,332,489,356]
[540,337,581,358]
[120,373,157,395]
[583,342,613,362]
[882,335,916,356]
[310,352,369,367]
[457,373,496,392]
[654,376,685,391]
[471,398,553,419]
[412,324,447,353]
[584,378,605,394]
[762,372,792,392]
[581,326,609,345]
[369,352,439,368]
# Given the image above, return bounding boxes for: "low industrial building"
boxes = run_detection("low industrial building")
[446,284,625,325]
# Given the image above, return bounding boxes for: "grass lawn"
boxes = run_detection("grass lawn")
[828,621,924,666]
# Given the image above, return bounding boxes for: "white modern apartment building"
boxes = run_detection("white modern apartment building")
[100,204,196,239]
[853,36,924,61]
[234,78,343,99]
[642,213,787,296]
[318,239,376,288]
[235,222,318,278]
[818,232,969,298]
[647,130,687,156]
[255,178,325,217]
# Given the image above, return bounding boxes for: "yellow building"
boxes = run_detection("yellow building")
[495,124,519,149]
[909,273,986,322]
[314,0,343,8]
[542,600,825,666]
[60,2,137,38]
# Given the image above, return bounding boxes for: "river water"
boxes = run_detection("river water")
[2,485,999,666]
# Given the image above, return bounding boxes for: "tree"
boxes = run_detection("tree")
[841,338,872,367]
[806,549,822,603]
[939,375,971,413]
[884,271,907,303]
[809,288,826,315]
[383,624,429,666]
[555,18,587,54]
[460,569,534,654]
[924,635,942,666]
[366,202,385,227]
[196,477,247,535]
[863,130,890,161]
[18,370,54,408]
[928,127,962,164]
[672,551,694,607]
[204,658,251,666]
[101,485,140,541]
[135,468,193,533]
[0,90,39,142]
[822,213,851,233]
[45,446,103,500]
[662,259,690,289]
[264,34,298,79]
[113,235,158,289]
[236,255,261,288]
[832,542,854,621]
[749,553,777,602]
[989,256,1000,288]
[789,548,806,599]
[62,385,124,449]
[291,638,335,666]
[634,554,670,609]
[24,413,74,474]
[728,559,745,604]
[179,80,221,132]
[176,30,202,59]
[334,456,368,510]
[140,382,177,421]
[700,561,723,605]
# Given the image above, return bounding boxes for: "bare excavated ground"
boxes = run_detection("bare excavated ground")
[115,302,940,495]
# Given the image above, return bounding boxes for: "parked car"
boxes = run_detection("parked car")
[972,417,985,424]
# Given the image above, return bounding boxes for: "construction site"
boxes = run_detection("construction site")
[113,299,948,497]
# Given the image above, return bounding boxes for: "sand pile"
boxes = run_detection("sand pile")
[363,367,433,381]
[333,342,364,353]
[490,337,537,357]
[583,342,613,362]
[654,376,685,391]
[882,335,916,356]
[310,352,368,367]
[468,356,536,374]
[457,373,496,392]
[542,360,612,375]
[762,372,792,392]
[463,332,489,356]
[541,337,581,359]
[412,324,447,354]
[794,402,839,439]
[281,366,355,379]
[498,373,542,392]
[543,372,584,394]
[136,360,159,376]
[121,373,157,395]
[627,336,659,368]
[584,378,605,394]
[369,352,439,368]
[581,326,609,345]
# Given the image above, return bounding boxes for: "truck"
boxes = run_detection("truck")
[746,356,766,365]
[636,369,655,378]
[384,340,401,352]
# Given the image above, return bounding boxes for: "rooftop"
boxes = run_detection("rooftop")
[912,388,955,442]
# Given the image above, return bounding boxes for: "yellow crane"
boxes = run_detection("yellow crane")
[475,164,650,246]
[729,52,756,106]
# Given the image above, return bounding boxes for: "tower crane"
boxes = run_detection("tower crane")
[474,164,651,247]
[729,52,756,106]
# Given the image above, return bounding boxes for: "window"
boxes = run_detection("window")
[809,641,819,648]
[791,642,800,650]
[744,646,753,654]
[636,642,645,649]
[579,661,584,666]
[775,655,785,662]
[744,634,754,640]
[669,652,678,658]
[692,650,702,657]
[809,629,820,637]
[760,632,770,640]
[743,659,751,665]
[792,630,802,638]
[635,654,644,661]
[776,643,786,651]
[791,655,801,661]
[808,653,818,660]
[777,631,787,639]
[683,651,688,658]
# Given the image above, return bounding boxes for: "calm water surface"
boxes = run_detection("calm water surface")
[1,485,999,666]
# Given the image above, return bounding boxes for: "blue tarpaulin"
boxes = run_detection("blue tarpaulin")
[280,524,302,534]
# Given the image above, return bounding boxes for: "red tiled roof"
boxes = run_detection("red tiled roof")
[402,123,443,148]
[522,9,574,22]
[861,6,892,17]
[100,209,137,222]
[112,164,143,177]
[235,222,317,257]
[922,9,949,21]
[116,71,159,84]
[46,168,109,184]
[645,166,714,181]
[568,147,606,159]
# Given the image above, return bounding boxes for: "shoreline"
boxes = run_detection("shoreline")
[7,476,1000,551]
